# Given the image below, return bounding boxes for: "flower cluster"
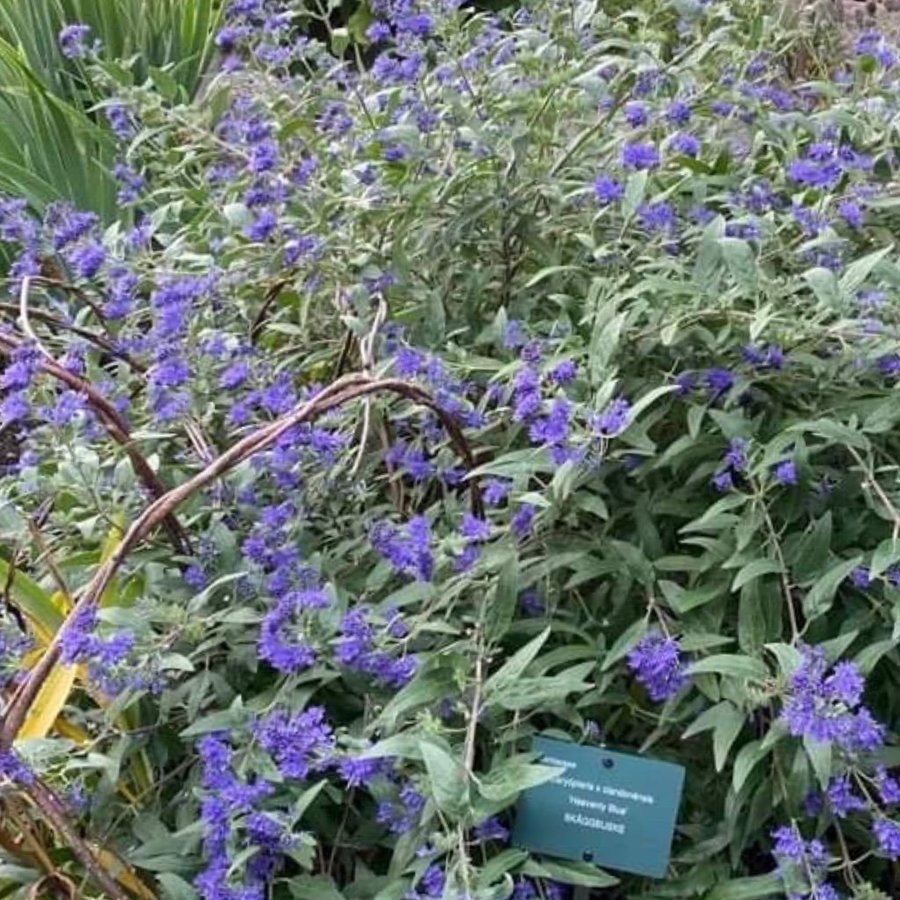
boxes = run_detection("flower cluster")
[781,646,884,752]
[334,606,417,688]
[626,632,688,702]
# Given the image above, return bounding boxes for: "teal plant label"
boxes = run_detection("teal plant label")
[512,735,685,878]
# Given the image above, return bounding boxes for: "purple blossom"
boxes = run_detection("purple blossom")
[511,503,535,540]
[336,755,386,788]
[637,201,677,234]
[711,469,734,492]
[512,365,542,422]
[376,781,425,834]
[621,141,660,171]
[371,516,433,582]
[483,478,511,506]
[460,513,490,542]
[623,101,648,127]
[876,767,900,806]
[781,646,884,751]
[787,156,842,190]
[742,343,784,370]
[367,21,392,42]
[627,632,687,702]
[593,397,631,437]
[773,459,797,486]
[548,359,578,385]
[474,816,509,843]
[669,132,700,158]
[255,706,334,780]
[838,200,863,229]
[0,749,34,785]
[529,396,572,451]
[519,590,544,616]
[59,23,92,59]
[724,438,748,472]
[502,320,527,350]
[69,242,106,279]
[874,819,900,858]
[666,99,692,125]
[245,209,278,241]
[771,824,806,864]
[113,162,145,203]
[258,594,318,674]
[704,368,734,401]
[826,774,866,817]
[593,174,624,204]
[850,566,871,589]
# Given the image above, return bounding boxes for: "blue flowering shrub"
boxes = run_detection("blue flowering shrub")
[4,1,900,898]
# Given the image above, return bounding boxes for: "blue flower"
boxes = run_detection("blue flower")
[874,819,900,858]
[627,632,687,702]
[59,23,92,59]
[669,132,700,158]
[623,101,648,127]
[781,646,884,751]
[773,459,797,486]
[593,174,624,205]
[593,396,631,437]
[621,141,660,170]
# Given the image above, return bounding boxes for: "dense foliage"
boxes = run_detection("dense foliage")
[4,1,900,898]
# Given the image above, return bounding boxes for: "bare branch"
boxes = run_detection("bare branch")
[0,331,190,556]
[0,374,482,747]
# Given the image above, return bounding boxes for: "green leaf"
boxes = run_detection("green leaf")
[289,876,345,900]
[420,741,467,815]
[707,872,784,899]
[871,538,900,577]
[802,556,862,619]
[484,627,550,695]
[681,494,748,534]
[683,701,735,738]
[484,555,519,641]
[738,578,782,655]
[627,385,677,422]
[0,557,63,639]
[622,169,648,219]
[374,658,461,731]
[292,780,327,822]
[693,216,723,288]
[522,857,619,889]
[854,638,896,675]
[689,654,769,681]
[839,245,893,297]
[803,735,832,789]
[178,702,245,737]
[789,513,832,582]
[719,238,758,294]
[477,756,562,803]
[713,709,746,772]
[157,874,199,900]
[732,740,769,794]
[803,266,841,308]
[475,849,529,888]
[487,664,594,711]
[601,619,646,671]
[732,559,782,592]
[765,643,803,679]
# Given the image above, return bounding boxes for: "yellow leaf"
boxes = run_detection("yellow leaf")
[101,513,125,563]
[53,716,91,745]
[15,661,78,740]
[90,846,156,900]
[100,514,125,609]
[49,590,70,615]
